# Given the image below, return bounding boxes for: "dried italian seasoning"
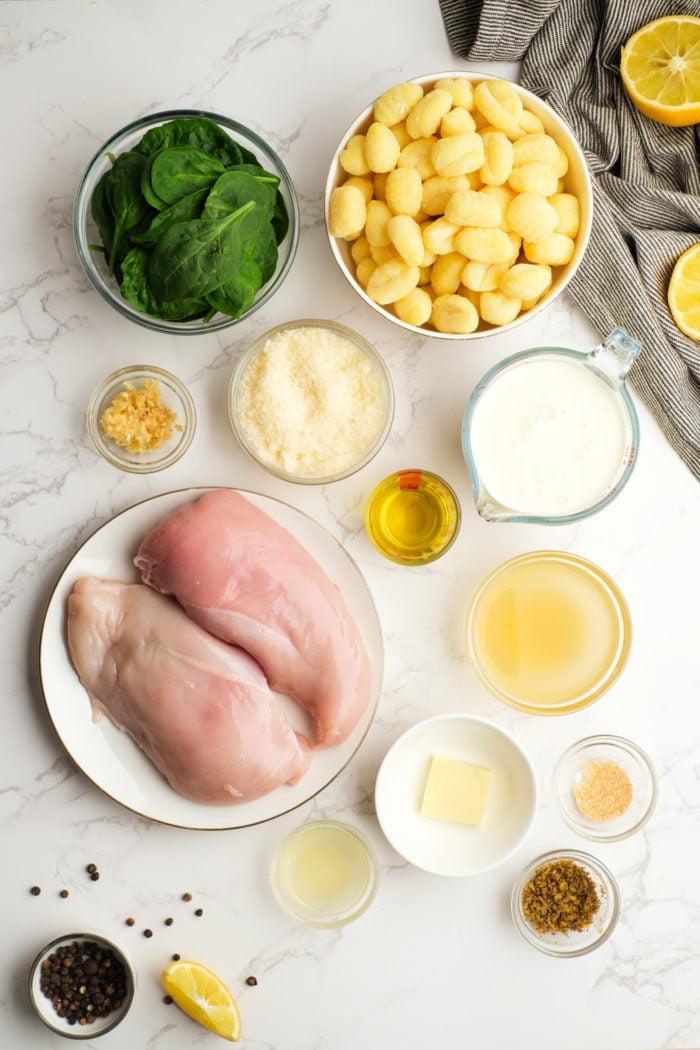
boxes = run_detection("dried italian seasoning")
[521,858,601,935]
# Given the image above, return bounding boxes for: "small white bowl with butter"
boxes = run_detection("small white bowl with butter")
[374,713,538,877]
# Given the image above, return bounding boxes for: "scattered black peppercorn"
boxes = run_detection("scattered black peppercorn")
[245,976,258,987]
[181,892,192,902]
[194,908,203,917]
[59,889,69,899]
[164,917,174,926]
[90,872,100,882]
[163,995,173,1005]
[38,939,128,1026]
[30,886,41,896]
[143,929,153,939]
[172,953,181,961]
[125,918,135,927]
[86,864,97,875]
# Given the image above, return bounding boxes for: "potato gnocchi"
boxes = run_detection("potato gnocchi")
[328,76,584,334]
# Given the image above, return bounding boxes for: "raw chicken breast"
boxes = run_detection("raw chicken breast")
[135,490,372,746]
[67,577,311,804]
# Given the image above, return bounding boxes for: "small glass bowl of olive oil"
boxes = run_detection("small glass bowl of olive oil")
[270,820,380,928]
[365,469,461,566]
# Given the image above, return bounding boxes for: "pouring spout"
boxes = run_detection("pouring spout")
[588,327,642,385]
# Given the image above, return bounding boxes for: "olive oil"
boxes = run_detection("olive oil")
[467,551,631,714]
[365,469,461,565]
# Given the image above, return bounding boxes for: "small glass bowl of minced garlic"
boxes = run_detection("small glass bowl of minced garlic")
[552,734,658,842]
[88,365,196,473]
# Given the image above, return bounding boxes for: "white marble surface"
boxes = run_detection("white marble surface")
[2,2,699,1048]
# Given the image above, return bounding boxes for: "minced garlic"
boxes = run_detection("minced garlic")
[236,326,387,477]
[100,378,180,454]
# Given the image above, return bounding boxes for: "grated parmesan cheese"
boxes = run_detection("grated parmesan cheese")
[236,326,387,477]
[100,378,181,454]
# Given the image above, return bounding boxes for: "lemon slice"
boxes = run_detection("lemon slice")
[668,243,700,341]
[161,959,242,1042]
[620,15,700,126]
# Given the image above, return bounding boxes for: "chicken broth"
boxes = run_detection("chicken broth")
[467,552,631,714]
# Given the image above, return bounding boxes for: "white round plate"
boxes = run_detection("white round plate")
[39,488,383,829]
[375,714,538,877]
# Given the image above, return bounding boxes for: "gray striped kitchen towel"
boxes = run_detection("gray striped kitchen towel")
[439,0,700,481]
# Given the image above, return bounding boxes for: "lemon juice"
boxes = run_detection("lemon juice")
[467,551,631,714]
[365,469,461,565]
[272,821,379,927]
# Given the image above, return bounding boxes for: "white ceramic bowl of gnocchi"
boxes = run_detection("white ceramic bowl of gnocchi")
[324,72,593,340]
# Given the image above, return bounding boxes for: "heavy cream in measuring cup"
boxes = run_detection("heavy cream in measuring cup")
[469,356,627,517]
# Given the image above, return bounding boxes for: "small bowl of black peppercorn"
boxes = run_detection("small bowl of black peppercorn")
[28,932,135,1038]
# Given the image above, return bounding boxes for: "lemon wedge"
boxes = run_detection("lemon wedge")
[620,15,700,126]
[668,243,700,341]
[161,959,242,1042]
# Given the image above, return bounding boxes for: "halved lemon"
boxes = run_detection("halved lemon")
[668,243,700,341]
[620,15,700,126]
[161,959,242,1042]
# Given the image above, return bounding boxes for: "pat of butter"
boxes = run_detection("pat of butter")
[420,754,491,826]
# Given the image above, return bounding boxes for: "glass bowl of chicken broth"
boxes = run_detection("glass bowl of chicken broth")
[229,319,394,483]
[73,110,299,334]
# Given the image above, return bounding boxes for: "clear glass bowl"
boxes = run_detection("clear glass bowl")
[552,734,657,842]
[325,71,593,341]
[73,110,299,334]
[511,849,620,957]
[365,469,461,565]
[28,932,135,1038]
[466,550,632,716]
[229,319,394,483]
[270,819,380,927]
[87,364,196,473]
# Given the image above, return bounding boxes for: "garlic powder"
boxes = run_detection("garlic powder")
[236,326,387,476]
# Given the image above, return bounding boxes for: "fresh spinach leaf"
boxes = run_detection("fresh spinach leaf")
[206,222,278,318]
[150,146,224,206]
[203,170,277,224]
[103,150,150,275]
[140,149,169,212]
[120,247,207,320]
[271,189,290,245]
[90,170,116,256]
[147,200,260,302]
[131,187,209,245]
[134,117,256,168]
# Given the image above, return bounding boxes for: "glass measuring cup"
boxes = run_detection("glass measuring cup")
[462,327,641,525]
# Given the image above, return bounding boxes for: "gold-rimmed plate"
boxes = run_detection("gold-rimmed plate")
[39,488,383,829]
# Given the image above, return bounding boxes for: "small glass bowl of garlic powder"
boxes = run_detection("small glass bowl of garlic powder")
[229,319,394,483]
[88,365,196,473]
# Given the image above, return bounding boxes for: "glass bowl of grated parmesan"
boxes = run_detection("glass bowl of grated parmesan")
[87,364,196,473]
[229,319,394,484]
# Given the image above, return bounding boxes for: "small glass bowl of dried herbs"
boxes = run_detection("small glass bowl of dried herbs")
[511,849,620,956]
[73,110,299,335]
[552,734,658,842]
[28,932,135,1037]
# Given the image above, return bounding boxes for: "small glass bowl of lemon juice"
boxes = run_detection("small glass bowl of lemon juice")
[365,469,461,566]
[270,820,380,928]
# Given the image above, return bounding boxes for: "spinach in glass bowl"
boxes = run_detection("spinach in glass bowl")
[73,111,299,334]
